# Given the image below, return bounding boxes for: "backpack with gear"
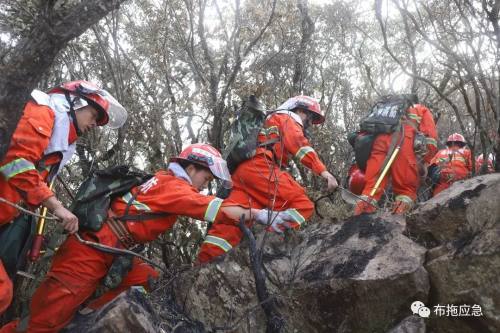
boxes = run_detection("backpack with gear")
[348,94,418,171]
[70,165,166,232]
[223,95,268,174]
[359,94,417,134]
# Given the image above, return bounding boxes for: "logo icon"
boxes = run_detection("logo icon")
[411,301,430,318]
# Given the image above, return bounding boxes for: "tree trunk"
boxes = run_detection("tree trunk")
[0,0,127,161]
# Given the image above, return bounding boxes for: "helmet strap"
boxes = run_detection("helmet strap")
[65,92,82,136]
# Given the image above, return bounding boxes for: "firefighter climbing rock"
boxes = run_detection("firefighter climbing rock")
[0,143,269,333]
[348,94,438,215]
[428,133,472,196]
[0,81,128,314]
[197,95,338,263]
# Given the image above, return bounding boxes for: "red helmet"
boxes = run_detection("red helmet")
[277,96,325,124]
[446,133,466,146]
[347,164,366,195]
[170,143,232,189]
[49,80,127,129]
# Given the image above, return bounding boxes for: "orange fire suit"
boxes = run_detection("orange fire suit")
[9,171,240,333]
[475,154,495,174]
[355,104,438,214]
[430,147,472,196]
[198,112,326,263]
[0,260,12,313]
[0,101,74,314]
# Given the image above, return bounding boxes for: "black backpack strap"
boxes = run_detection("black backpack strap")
[117,212,170,222]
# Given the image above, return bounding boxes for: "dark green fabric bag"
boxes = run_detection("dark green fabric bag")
[0,214,36,279]
[348,131,376,172]
[70,165,153,232]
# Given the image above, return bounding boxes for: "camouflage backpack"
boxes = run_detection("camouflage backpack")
[70,165,155,232]
[224,95,268,173]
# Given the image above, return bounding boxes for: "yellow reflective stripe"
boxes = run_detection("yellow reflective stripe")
[295,146,315,162]
[395,195,413,204]
[203,235,232,252]
[204,198,223,222]
[425,137,437,147]
[407,113,422,123]
[122,192,151,212]
[286,208,306,226]
[0,158,36,179]
[260,126,279,136]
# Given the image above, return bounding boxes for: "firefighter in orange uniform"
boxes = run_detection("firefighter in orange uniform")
[0,143,271,333]
[197,96,338,263]
[475,153,495,174]
[354,101,438,215]
[0,81,127,314]
[429,133,472,196]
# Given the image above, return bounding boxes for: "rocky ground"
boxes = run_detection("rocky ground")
[68,174,500,333]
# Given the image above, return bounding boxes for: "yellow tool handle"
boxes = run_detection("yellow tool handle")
[370,146,401,197]
[36,181,55,235]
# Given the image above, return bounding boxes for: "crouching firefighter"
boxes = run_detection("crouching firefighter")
[0,143,266,333]
[428,133,472,196]
[351,94,438,215]
[197,95,338,263]
[0,81,127,314]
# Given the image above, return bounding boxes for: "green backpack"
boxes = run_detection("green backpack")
[0,214,36,279]
[223,95,268,173]
[70,165,158,232]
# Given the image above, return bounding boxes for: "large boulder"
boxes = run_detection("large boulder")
[407,174,500,333]
[425,225,500,333]
[176,215,429,333]
[406,174,500,248]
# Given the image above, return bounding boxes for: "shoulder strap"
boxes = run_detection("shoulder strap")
[119,189,169,222]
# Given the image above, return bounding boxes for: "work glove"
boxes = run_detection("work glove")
[254,209,294,234]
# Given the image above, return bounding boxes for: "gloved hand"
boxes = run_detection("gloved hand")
[254,209,293,234]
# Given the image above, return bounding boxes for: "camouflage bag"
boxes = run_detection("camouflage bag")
[224,95,268,174]
[70,165,153,232]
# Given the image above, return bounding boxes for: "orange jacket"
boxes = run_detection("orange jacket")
[258,112,327,175]
[0,101,63,225]
[404,104,438,164]
[105,170,238,244]
[431,147,472,181]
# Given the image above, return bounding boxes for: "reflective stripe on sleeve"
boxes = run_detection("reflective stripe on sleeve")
[204,198,223,222]
[285,208,306,226]
[260,126,279,136]
[425,137,437,147]
[407,113,422,123]
[0,158,36,180]
[295,146,315,162]
[122,192,151,212]
[203,235,233,252]
[394,195,413,204]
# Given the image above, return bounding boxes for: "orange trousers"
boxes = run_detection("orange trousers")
[432,169,469,196]
[359,130,419,211]
[0,233,158,333]
[197,152,314,263]
[0,260,13,314]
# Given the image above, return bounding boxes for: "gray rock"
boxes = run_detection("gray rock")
[62,288,159,333]
[177,214,429,333]
[425,225,500,333]
[387,315,425,333]
[407,174,500,248]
